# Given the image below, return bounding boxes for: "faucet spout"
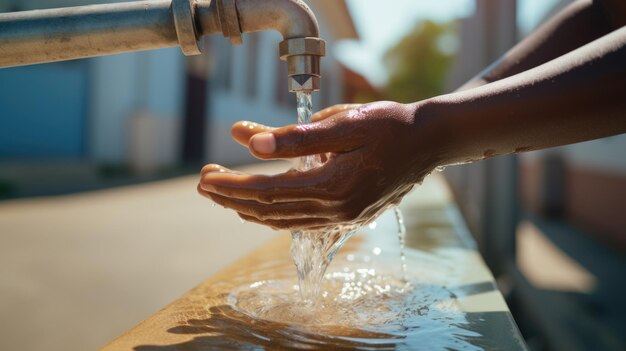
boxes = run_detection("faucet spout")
[198,0,325,92]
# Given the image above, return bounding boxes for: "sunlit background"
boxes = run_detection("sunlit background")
[0,0,624,350]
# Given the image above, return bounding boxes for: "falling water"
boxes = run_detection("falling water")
[290,92,360,302]
[290,92,412,302]
[295,92,320,171]
[394,207,408,282]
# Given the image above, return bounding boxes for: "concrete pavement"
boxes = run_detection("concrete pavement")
[0,163,283,351]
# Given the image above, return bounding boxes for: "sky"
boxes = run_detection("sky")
[336,0,561,86]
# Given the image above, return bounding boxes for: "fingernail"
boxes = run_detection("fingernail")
[250,133,276,154]
[200,183,215,192]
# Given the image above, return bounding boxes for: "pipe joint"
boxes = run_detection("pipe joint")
[172,0,203,55]
[216,0,243,45]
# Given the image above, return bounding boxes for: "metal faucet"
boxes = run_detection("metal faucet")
[0,0,325,92]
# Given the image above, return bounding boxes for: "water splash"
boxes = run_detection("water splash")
[227,257,485,350]
[223,188,491,349]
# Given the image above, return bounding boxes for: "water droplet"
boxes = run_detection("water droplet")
[211,203,216,207]
[373,247,382,255]
[347,254,355,261]
[240,218,246,224]
[368,221,377,230]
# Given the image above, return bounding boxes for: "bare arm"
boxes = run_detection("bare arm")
[425,25,626,164]
[459,0,615,91]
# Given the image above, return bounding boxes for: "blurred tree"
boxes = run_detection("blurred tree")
[384,20,457,103]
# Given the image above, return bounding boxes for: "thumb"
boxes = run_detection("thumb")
[231,121,275,147]
[248,117,364,159]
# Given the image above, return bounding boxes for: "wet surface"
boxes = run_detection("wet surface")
[103,176,526,351]
[131,206,524,350]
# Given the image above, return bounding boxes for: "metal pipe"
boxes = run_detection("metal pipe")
[0,1,180,68]
[0,0,325,91]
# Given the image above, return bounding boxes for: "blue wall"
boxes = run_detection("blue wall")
[0,61,89,159]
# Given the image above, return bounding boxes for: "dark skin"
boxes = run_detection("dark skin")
[199,0,626,231]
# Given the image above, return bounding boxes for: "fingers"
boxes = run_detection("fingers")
[200,164,242,177]
[200,166,341,204]
[197,160,376,230]
[198,185,334,220]
[237,213,333,231]
[230,104,360,152]
[198,182,337,230]
[248,115,365,159]
[231,121,275,147]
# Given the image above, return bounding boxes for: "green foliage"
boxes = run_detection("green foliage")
[384,20,457,103]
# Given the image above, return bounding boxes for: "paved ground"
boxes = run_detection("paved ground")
[0,163,283,351]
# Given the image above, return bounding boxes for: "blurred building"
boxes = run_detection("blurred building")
[445,1,626,350]
[0,0,357,189]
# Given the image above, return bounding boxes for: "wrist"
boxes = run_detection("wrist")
[407,96,462,168]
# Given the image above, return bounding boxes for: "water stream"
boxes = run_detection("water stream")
[290,92,409,302]
[394,207,408,282]
[290,92,360,301]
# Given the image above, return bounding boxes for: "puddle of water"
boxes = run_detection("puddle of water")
[133,209,526,351]
[222,210,486,350]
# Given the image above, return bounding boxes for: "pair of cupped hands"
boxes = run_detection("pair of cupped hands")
[198,101,440,231]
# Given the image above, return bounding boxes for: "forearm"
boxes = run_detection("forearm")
[422,26,626,165]
[458,0,613,91]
